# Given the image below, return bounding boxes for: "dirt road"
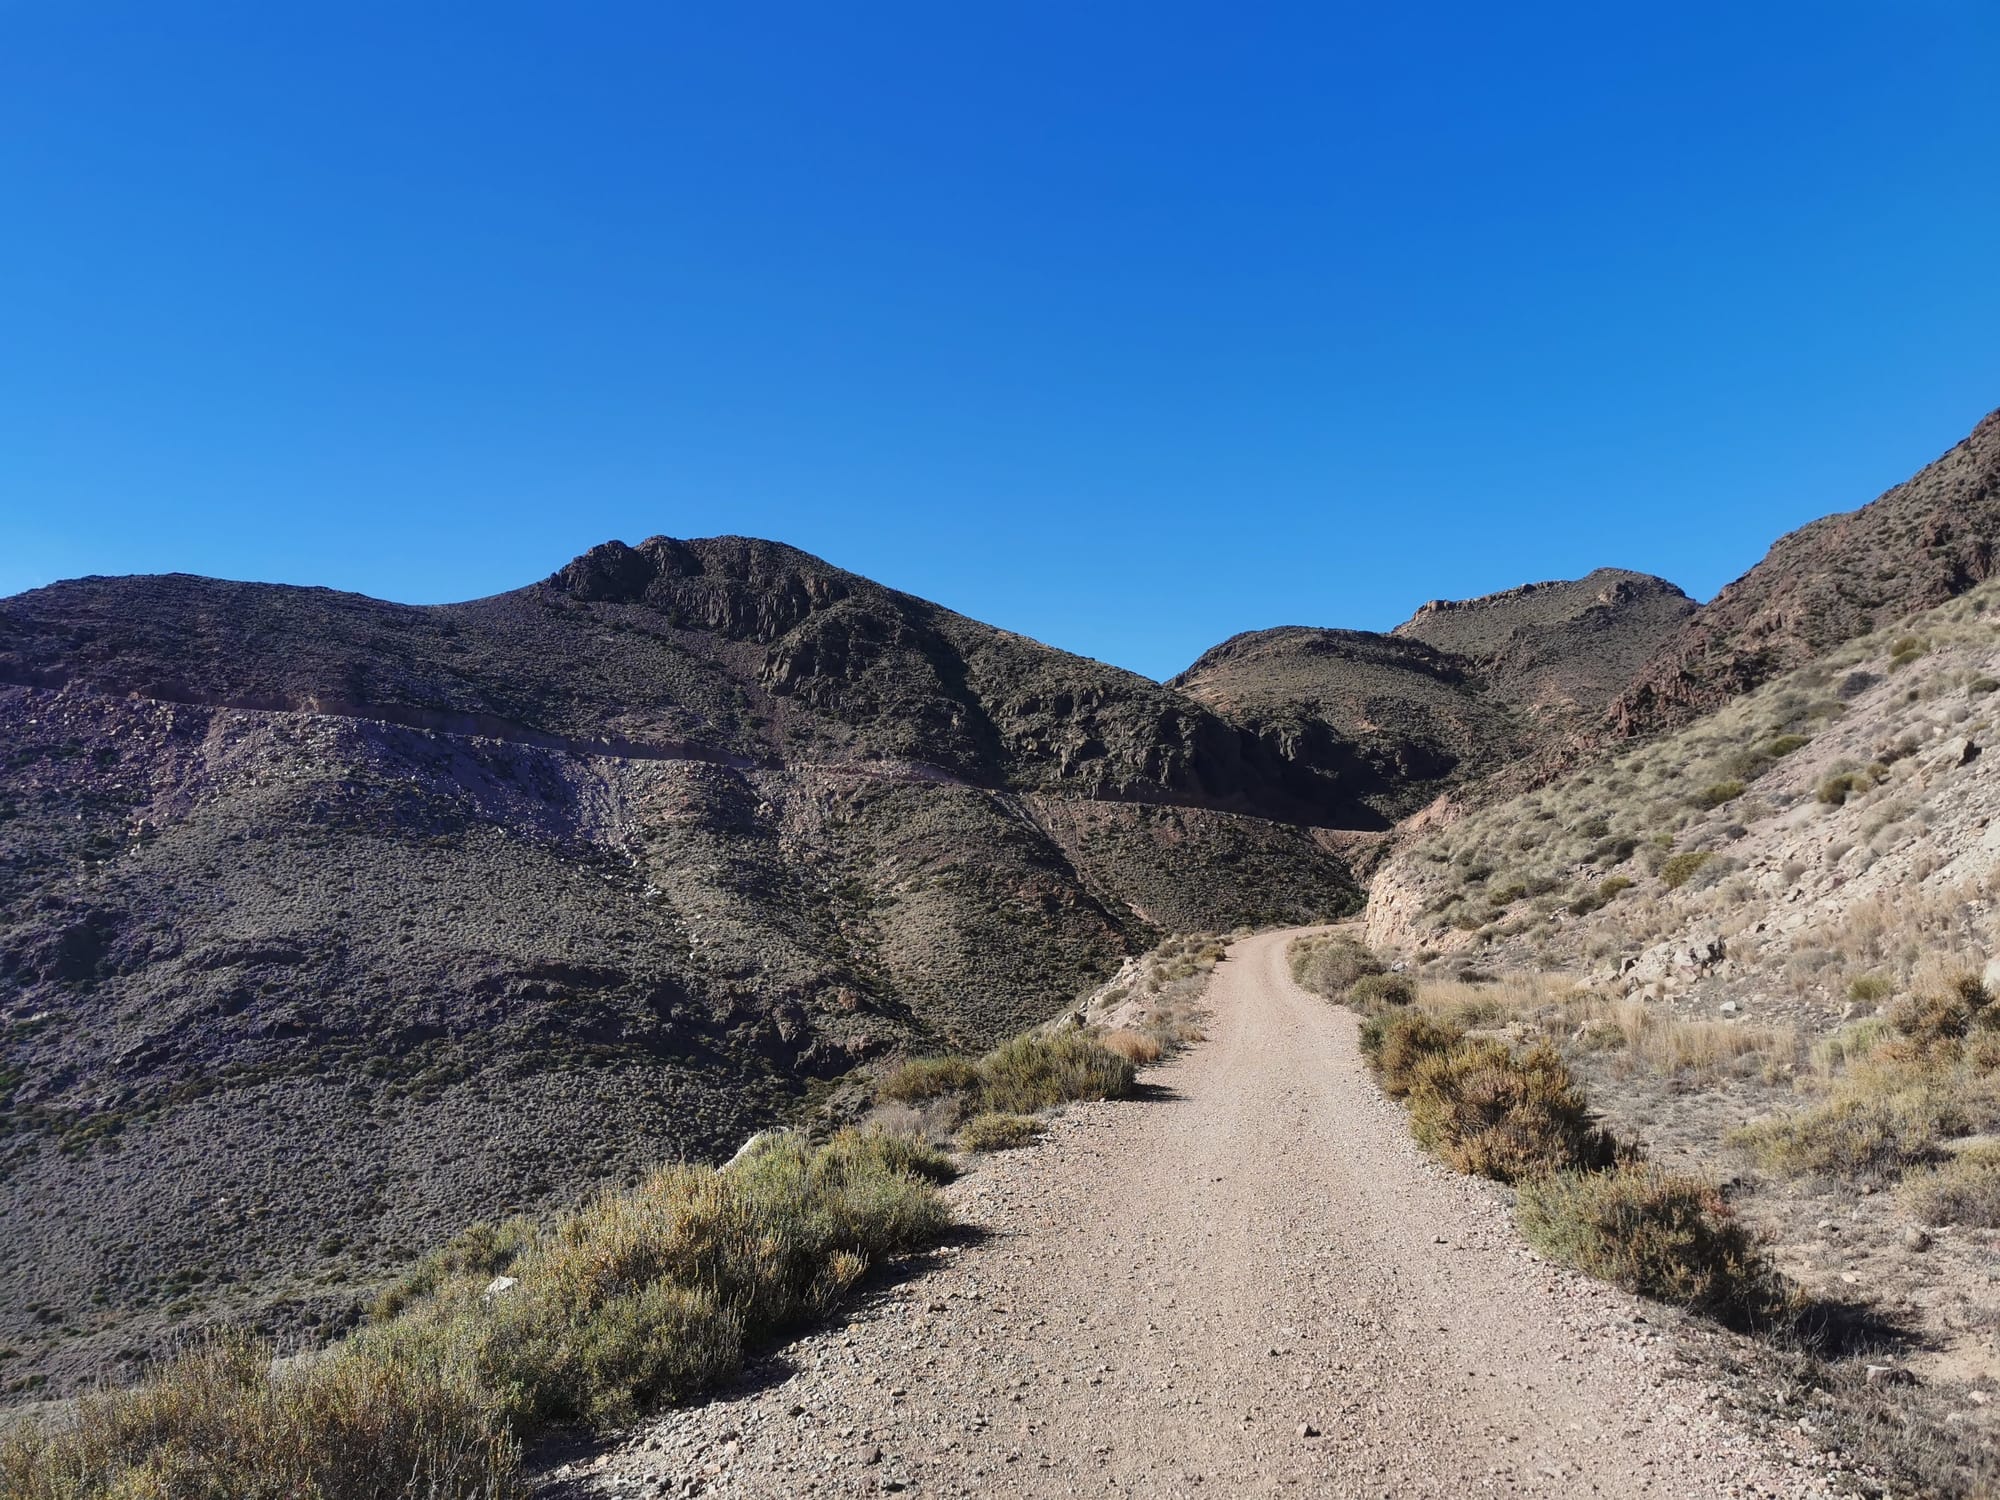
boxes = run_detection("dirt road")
[553,929,1833,1498]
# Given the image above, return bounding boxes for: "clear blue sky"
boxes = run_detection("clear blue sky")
[3,3,1997,680]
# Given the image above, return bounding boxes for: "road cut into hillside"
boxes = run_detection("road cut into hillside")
[544,929,1834,1499]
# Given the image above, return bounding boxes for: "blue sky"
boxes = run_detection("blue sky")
[3,3,1997,680]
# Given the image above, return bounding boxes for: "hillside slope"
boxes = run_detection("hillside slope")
[1613,407,2000,735]
[1174,569,1693,819]
[0,537,1362,1399]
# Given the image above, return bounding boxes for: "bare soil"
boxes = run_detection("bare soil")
[543,931,1834,1498]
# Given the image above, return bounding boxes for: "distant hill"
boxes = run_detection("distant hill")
[1174,569,1694,819]
[1613,408,2000,735]
[0,537,1363,1396]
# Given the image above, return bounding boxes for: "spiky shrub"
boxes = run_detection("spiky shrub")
[373,1216,537,1321]
[1406,1041,1617,1182]
[956,1112,1042,1152]
[1881,972,1993,1062]
[1516,1166,1794,1329]
[878,1055,981,1103]
[1901,1144,2000,1227]
[1360,1012,1465,1099]
[975,1032,1135,1115]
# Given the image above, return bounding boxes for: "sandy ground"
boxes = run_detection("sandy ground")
[540,929,1838,1499]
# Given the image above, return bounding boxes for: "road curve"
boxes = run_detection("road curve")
[553,929,1831,1499]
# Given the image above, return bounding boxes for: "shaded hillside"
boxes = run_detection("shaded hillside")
[0,537,1361,1399]
[1614,407,2000,735]
[1173,570,1692,819]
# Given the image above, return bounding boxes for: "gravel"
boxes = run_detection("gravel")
[539,930,1838,1498]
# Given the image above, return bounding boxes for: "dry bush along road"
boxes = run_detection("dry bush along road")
[561,931,1828,1498]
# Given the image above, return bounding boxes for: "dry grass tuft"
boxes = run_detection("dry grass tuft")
[1098,1028,1164,1066]
[1900,1143,2000,1227]
[974,1032,1136,1115]
[955,1112,1043,1152]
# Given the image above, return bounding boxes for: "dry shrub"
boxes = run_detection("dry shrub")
[1880,970,1993,1062]
[1098,1028,1164,1066]
[0,1338,519,1500]
[1730,1082,1958,1182]
[1406,1041,1616,1183]
[0,1131,953,1496]
[1517,1166,1794,1329]
[975,1032,1135,1115]
[878,1055,980,1103]
[1900,1144,2000,1227]
[1288,934,1384,998]
[1660,851,1715,890]
[956,1112,1042,1152]
[1347,972,1416,1013]
[1360,1011,1464,1098]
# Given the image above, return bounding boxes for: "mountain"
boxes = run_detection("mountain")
[0,536,1362,1397]
[1173,569,1695,820]
[1613,408,2000,735]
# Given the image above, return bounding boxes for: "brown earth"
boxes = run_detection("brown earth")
[545,930,1833,1499]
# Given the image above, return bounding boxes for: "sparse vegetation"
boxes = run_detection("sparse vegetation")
[1347,972,1416,1012]
[0,1129,952,1498]
[879,1055,982,1104]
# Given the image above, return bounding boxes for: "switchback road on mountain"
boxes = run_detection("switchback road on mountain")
[547,929,1834,1499]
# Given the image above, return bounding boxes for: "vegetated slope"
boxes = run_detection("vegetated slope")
[1365,579,2000,1464]
[1613,406,2000,736]
[0,536,1362,1401]
[1174,569,1694,820]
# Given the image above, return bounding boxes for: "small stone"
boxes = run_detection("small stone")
[1903,1225,1933,1252]
[1297,1423,1322,1438]
[1972,1391,1992,1406]
[481,1275,519,1301]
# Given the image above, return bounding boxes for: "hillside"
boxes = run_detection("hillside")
[0,537,1364,1399]
[1363,578,2000,1477]
[1613,408,2000,735]
[1173,569,1694,820]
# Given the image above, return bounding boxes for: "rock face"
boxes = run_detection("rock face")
[0,536,1365,1399]
[1613,407,2000,736]
[1173,569,1695,820]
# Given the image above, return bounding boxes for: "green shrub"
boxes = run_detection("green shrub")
[1660,851,1714,890]
[878,1055,980,1103]
[975,1032,1135,1115]
[1818,770,1873,806]
[1970,676,2000,697]
[1517,1166,1794,1328]
[1348,972,1417,1012]
[1901,1144,2000,1227]
[1889,636,1929,670]
[1693,780,1745,810]
[1406,1041,1616,1183]
[1360,1012,1465,1099]
[956,1112,1042,1152]
[1765,733,1811,757]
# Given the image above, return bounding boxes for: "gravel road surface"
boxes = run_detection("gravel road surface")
[542,929,1835,1498]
